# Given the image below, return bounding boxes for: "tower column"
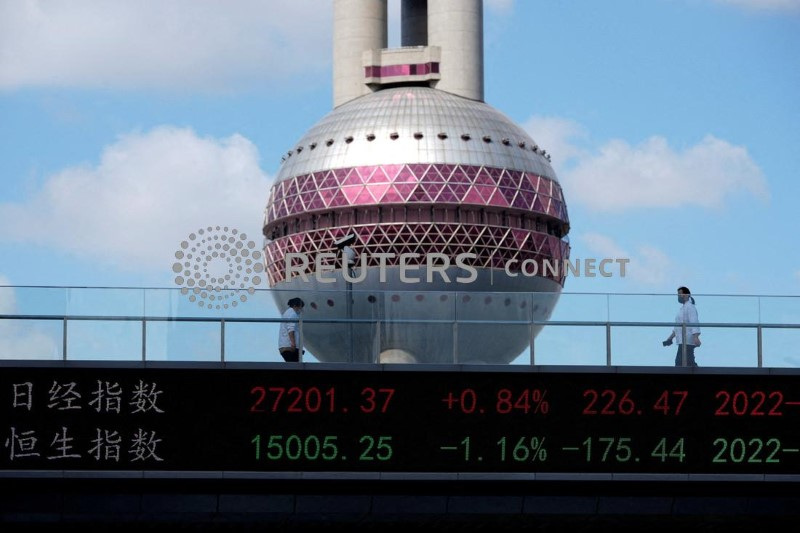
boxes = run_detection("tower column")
[333,0,388,108]
[427,0,484,101]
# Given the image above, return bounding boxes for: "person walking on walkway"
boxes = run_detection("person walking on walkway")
[662,286,701,367]
[279,297,305,362]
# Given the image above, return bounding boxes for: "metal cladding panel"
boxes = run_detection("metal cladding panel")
[277,87,556,182]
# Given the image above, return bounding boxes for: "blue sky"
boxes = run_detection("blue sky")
[0,0,799,363]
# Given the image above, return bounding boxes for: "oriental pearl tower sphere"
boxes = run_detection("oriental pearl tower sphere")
[263,0,570,364]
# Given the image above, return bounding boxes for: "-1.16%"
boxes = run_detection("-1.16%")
[439,436,548,462]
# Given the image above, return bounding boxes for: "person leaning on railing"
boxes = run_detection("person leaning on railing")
[662,286,701,367]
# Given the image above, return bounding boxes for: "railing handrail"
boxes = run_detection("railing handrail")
[2,285,799,298]
[2,313,799,329]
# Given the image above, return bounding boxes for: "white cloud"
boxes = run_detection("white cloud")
[581,233,673,285]
[0,0,331,90]
[566,135,768,211]
[525,115,769,212]
[712,0,800,12]
[0,126,271,271]
[522,116,588,166]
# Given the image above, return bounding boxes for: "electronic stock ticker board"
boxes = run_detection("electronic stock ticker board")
[3,365,800,479]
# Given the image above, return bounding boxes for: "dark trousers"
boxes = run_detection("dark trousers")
[674,345,697,367]
[279,347,300,362]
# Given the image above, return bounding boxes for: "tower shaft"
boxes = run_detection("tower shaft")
[333,0,388,108]
[427,0,483,101]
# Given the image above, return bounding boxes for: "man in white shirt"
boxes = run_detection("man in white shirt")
[662,286,701,367]
[279,297,304,362]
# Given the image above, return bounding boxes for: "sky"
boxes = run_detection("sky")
[1,0,799,364]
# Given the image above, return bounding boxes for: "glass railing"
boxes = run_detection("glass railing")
[1,286,798,367]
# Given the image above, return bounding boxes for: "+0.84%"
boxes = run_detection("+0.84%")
[440,388,550,415]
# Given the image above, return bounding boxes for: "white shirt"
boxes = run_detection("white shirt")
[673,301,700,345]
[279,307,301,349]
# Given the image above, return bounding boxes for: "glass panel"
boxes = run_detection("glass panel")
[759,296,800,325]
[67,319,142,361]
[456,291,530,365]
[1,286,66,316]
[145,321,221,362]
[531,325,607,366]
[224,321,283,363]
[66,287,144,317]
[0,318,62,360]
[609,294,671,323]
[762,327,800,368]
[548,293,608,322]
[610,326,678,367]
[695,295,759,324]
[381,290,453,364]
[693,325,757,368]
[609,295,763,368]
